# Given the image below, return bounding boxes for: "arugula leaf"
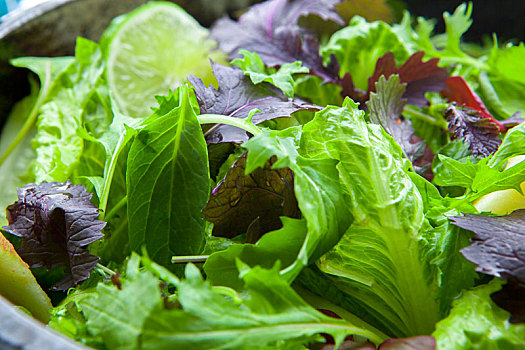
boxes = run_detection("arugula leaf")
[80,254,162,350]
[232,50,309,98]
[146,262,383,349]
[188,63,318,144]
[80,254,385,349]
[445,104,502,158]
[210,0,342,83]
[450,210,525,322]
[2,181,105,290]
[203,152,299,242]
[126,85,208,269]
[432,279,525,349]
[300,98,441,336]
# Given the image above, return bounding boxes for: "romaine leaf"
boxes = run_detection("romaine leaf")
[450,210,525,322]
[203,152,299,241]
[2,181,105,290]
[188,63,318,144]
[126,85,208,269]
[300,98,441,336]
[210,0,342,83]
[432,279,525,349]
[232,50,309,98]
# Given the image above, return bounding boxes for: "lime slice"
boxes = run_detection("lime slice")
[106,2,221,118]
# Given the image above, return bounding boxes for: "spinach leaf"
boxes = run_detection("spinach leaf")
[126,85,209,269]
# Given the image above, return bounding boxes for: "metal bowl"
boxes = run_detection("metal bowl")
[0,1,256,348]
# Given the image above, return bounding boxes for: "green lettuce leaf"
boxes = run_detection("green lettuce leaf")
[204,126,353,286]
[432,279,525,350]
[126,85,208,269]
[80,254,162,350]
[80,254,385,349]
[322,16,409,90]
[232,50,309,98]
[299,98,441,337]
[27,38,106,182]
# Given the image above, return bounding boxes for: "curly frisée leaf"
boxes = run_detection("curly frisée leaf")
[2,181,105,290]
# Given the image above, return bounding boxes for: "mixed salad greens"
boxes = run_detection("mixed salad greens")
[0,0,525,349]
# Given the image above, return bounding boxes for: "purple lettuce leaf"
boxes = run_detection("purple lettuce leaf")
[368,51,448,108]
[210,0,342,83]
[367,75,425,162]
[450,210,525,323]
[203,152,300,242]
[445,104,502,158]
[188,63,319,144]
[3,181,105,291]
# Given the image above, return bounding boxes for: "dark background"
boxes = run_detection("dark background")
[405,0,525,43]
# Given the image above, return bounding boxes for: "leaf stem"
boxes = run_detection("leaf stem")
[198,114,262,137]
[98,131,127,221]
[171,255,209,264]
[403,105,448,129]
[103,195,127,221]
[96,263,116,276]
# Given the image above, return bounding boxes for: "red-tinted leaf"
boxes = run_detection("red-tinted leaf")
[367,75,429,178]
[3,181,105,290]
[378,336,436,350]
[441,76,504,132]
[188,63,319,144]
[368,51,448,108]
[203,153,300,242]
[445,104,501,157]
[210,0,342,83]
[450,210,525,323]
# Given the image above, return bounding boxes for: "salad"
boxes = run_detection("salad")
[0,0,524,349]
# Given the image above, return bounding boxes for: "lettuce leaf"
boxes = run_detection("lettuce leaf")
[432,279,525,349]
[299,98,441,337]
[126,85,208,270]
[322,16,409,91]
[80,254,385,349]
[204,126,353,285]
